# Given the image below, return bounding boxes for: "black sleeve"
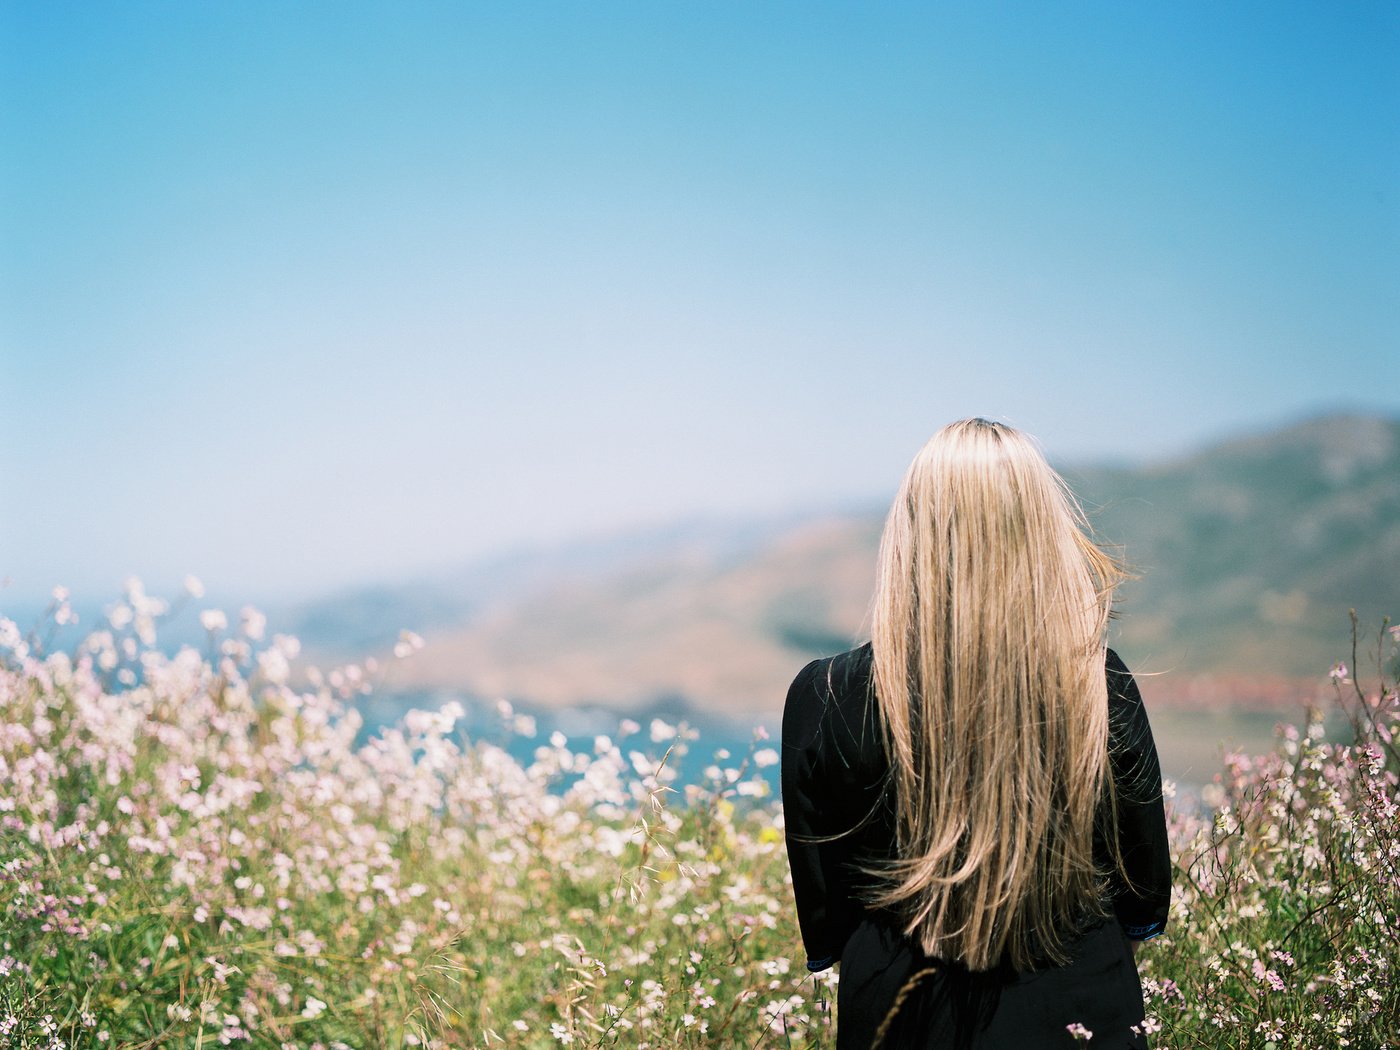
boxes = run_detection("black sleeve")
[1104,648,1172,940]
[781,660,857,972]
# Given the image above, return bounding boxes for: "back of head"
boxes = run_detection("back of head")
[868,417,1124,971]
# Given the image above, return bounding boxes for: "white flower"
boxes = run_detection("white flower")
[184,575,205,598]
[0,619,26,658]
[240,606,267,641]
[51,585,70,602]
[301,996,326,1019]
[257,648,290,685]
[549,1021,573,1044]
[753,748,779,768]
[650,718,677,743]
[394,630,425,658]
[200,610,227,632]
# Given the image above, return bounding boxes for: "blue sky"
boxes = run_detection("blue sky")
[3,2,1397,606]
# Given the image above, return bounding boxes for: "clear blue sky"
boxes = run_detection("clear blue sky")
[3,2,1397,605]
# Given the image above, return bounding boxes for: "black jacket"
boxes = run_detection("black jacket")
[781,644,1172,1049]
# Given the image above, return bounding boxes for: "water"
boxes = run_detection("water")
[354,688,1356,805]
[355,689,782,794]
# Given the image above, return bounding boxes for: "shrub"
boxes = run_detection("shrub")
[1138,614,1399,1048]
[1,582,1396,1048]
[0,581,822,1048]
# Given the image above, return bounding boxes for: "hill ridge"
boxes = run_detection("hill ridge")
[293,411,1398,716]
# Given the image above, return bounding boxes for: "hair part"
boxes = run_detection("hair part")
[867,417,1128,971]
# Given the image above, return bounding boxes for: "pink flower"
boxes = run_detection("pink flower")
[1250,958,1286,991]
[1066,1022,1094,1041]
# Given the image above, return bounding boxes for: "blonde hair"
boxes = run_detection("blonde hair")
[868,417,1127,971]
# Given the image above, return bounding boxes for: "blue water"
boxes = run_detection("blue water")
[354,689,783,796]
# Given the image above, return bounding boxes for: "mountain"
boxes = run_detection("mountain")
[298,412,1399,718]
[284,511,847,670]
[1067,413,1398,677]
[378,515,882,712]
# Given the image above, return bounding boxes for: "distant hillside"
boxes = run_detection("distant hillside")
[282,515,813,655]
[300,412,1398,717]
[1068,413,1398,677]
[384,516,881,712]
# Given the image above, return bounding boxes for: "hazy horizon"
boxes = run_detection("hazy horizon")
[5,4,1397,606]
[4,404,1392,616]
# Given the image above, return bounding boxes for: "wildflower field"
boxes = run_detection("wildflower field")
[2,582,1397,1049]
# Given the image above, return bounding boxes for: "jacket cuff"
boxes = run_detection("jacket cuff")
[805,954,836,973]
[1123,919,1166,940]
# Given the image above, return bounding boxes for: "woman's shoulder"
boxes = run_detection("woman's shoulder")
[782,642,877,751]
[786,641,874,704]
[1104,647,1146,710]
[1104,645,1132,681]
[1103,646,1158,761]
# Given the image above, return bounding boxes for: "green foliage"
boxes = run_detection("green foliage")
[1,591,1397,1048]
[1135,615,1400,1048]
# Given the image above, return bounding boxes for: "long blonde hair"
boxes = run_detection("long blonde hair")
[868,417,1127,971]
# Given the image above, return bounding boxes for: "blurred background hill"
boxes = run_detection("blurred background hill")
[1069,412,1398,679]
[285,411,1398,719]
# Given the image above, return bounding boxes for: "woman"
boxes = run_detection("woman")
[782,418,1171,1049]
